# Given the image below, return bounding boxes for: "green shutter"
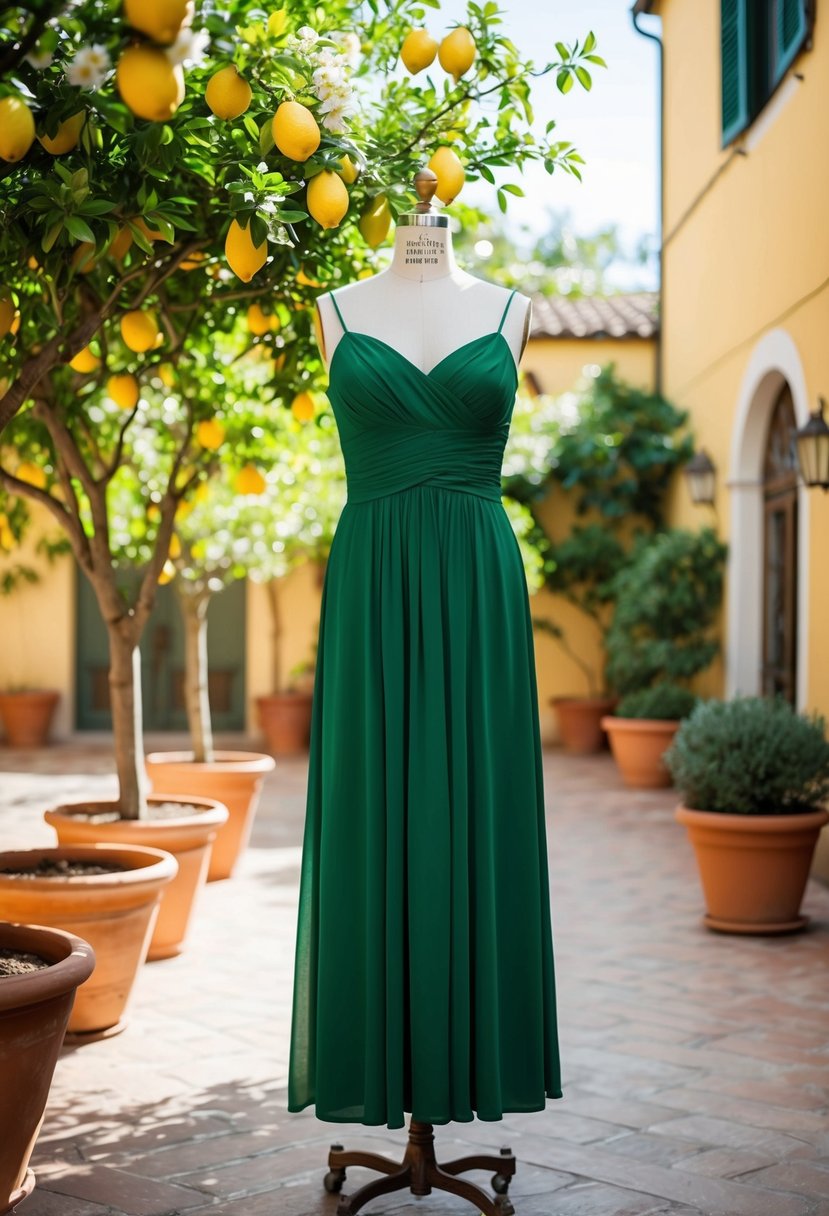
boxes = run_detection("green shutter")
[772,0,807,84]
[721,0,750,145]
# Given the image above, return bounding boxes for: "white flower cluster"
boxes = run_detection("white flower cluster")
[286,25,360,133]
[65,44,111,89]
[62,26,210,92]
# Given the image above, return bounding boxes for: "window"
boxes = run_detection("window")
[720,0,811,146]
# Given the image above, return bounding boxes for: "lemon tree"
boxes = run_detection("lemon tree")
[0,0,603,816]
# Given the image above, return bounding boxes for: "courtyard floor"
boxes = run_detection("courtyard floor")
[1,738,828,1216]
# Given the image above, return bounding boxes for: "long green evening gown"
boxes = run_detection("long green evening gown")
[287,285,563,1130]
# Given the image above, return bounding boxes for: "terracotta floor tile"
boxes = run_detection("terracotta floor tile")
[3,738,828,1216]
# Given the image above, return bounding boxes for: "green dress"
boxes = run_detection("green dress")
[287,285,563,1131]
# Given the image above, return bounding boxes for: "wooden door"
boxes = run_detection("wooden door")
[761,384,798,704]
[75,571,246,731]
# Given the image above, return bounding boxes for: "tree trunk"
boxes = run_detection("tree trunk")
[267,579,283,693]
[107,625,149,820]
[178,586,214,764]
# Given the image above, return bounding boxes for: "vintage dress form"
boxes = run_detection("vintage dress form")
[287,181,562,1214]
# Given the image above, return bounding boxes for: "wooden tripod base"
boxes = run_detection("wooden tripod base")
[323,1119,516,1215]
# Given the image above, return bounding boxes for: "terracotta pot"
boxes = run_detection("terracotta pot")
[256,691,314,757]
[0,690,60,748]
[144,751,275,881]
[675,804,829,934]
[550,695,618,754]
[44,795,228,960]
[601,716,681,788]
[0,921,96,1213]
[0,845,176,1037]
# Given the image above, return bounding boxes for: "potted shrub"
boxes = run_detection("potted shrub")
[0,921,96,1211]
[143,395,344,874]
[600,527,727,786]
[602,683,698,788]
[0,844,176,1036]
[666,695,829,934]
[507,367,695,754]
[0,685,61,748]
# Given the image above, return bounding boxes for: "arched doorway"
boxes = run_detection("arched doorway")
[726,328,810,708]
[761,384,798,704]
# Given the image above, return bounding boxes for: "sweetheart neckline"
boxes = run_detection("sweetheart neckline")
[328,329,519,385]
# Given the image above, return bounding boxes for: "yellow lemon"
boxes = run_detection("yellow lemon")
[291,391,316,422]
[179,250,207,271]
[337,154,359,184]
[428,146,465,204]
[358,194,392,248]
[124,0,193,44]
[132,215,173,245]
[194,481,209,503]
[16,462,46,489]
[38,111,85,155]
[247,303,276,335]
[296,266,322,287]
[272,100,320,162]
[306,170,349,230]
[273,351,286,371]
[70,345,100,373]
[158,559,176,584]
[234,464,266,495]
[206,65,252,119]
[158,362,176,387]
[196,418,225,449]
[0,296,16,338]
[438,27,477,81]
[121,309,161,352]
[9,312,20,335]
[0,522,13,549]
[0,94,35,162]
[107,373,140,410]
[167,532,182,559]
[109,225,134,260]
[400,28,438,74]
[116,45,185,122]
[225,218,267,282]
[71,242,98,274]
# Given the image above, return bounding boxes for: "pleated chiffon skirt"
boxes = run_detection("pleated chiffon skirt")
[287,483,563,1130]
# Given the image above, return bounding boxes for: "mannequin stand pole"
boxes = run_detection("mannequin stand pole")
[323,1119,516,1215]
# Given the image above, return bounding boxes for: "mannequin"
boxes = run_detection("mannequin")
[314,170,532,375]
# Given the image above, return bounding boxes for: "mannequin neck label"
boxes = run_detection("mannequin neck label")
[403,231,443,267]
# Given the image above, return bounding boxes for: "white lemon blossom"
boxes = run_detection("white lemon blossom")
[291,25,319,53]
[25,46,53,69]
[166,27,210,66]
[65,44,111,89]
[331,31,361,65]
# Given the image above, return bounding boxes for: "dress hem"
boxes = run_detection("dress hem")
[286,1091,565,1129]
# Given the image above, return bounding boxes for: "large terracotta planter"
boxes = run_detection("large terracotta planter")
[675,804,829,934]
[44,795,228,959]
[256,692,314,757]
[550,695,617,754]
[601,716,681,788]
[144,752,275,881]
[0,845,176,1037]
[0,921,96,1214]
[0,690,60,748]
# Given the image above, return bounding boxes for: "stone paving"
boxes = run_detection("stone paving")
[1,737,828,1216]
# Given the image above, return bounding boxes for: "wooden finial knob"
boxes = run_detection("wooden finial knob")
[413,166,439,212]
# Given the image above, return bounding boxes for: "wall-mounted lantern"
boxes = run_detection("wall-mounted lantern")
[683,448,716,505]
[795,397,829,491]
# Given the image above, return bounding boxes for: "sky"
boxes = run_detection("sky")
[428,0,662,290]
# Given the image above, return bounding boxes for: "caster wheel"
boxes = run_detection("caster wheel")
[492,1172,511,1195]
[324,1168,346,1193]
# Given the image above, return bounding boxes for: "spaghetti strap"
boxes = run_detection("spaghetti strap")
[328,291,348,333]
[496,288,518,334]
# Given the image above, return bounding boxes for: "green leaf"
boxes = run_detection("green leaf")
[555,41,569,60]
[575,66,592,90]
[583,30,596,53]
[496,188,507,214]
[64,215,96,243]
[41,220,63,253]
[557,69,574,94]
[502,183,524,197]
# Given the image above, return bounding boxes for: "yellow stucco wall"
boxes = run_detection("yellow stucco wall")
[0,334,656,744]
[655,0,828,716]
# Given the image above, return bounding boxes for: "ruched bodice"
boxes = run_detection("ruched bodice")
[288,281,563,1131]
[325,293,520,505]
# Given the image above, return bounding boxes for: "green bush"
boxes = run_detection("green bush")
[605,527,727,695]
[664,695,829,814]
[614,684,699,721]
